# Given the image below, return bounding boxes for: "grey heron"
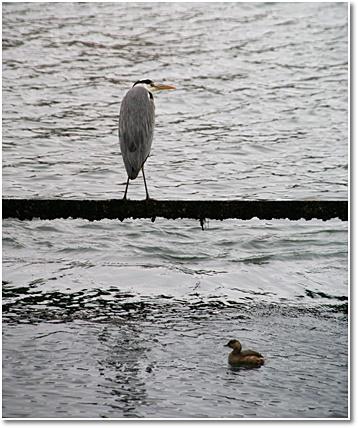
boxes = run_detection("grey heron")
[119,79,176,199]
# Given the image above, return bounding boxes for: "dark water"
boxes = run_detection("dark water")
[2,218,348,418]
[2,1,348,419]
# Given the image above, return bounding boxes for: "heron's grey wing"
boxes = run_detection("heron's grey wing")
[119,87,155,179]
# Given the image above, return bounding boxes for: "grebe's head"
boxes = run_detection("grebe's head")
[225,339,242,351]
[133,79,176,93]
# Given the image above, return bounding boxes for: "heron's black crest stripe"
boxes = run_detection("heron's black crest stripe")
[133,79,153,87]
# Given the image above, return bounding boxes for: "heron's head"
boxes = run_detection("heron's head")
[133,79,176,93]
[225,339,242,351]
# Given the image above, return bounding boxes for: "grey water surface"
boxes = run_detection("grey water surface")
[2,2,348,419]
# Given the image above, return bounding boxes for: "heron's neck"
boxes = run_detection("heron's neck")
[134,83,151,91]
[134,83,153,99]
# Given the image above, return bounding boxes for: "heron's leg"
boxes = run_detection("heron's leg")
[142,167,150,200]
[123,176,130,200]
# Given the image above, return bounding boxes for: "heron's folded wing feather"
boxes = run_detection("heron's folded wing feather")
[119,87,155,178]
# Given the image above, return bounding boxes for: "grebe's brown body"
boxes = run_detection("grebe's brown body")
[225,339,264,368]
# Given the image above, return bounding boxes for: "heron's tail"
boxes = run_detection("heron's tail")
[128,166,139,180]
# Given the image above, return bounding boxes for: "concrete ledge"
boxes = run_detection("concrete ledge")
[2,199,348,221]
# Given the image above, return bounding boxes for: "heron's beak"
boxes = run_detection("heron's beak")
[152,83,176,92]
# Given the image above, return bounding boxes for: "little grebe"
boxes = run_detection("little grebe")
[225,339,264,368]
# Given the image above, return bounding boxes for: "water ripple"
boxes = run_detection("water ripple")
[2,2,347,200]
